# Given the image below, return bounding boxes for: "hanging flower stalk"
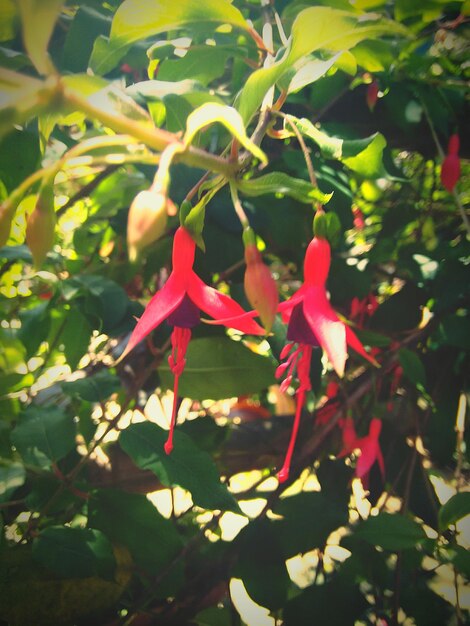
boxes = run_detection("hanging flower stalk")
[119,226,264,454]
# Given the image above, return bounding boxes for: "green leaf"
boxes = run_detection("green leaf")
[62,6,111,73]
[398,347,426,387]
[89,489,183,572]
[11,406,76,466]
[0,68,53,139]
[438,492,470,531]
[158,46,231,87]
[16,0,65,74]
[184,103,267,165]
[273,492,349,556]
[234,519,290,610]
[0,463,26,503]
[354,512,426,550]
[342,132,386,178]
[119,421,240,512]
[32,526,116,579]
[278,53,345,94]
[60,308,93,371]
[238,7,408,122]
[61,370,121,402]
[159,337,276,400]
[237,172,332,204]
[90,0,250,75]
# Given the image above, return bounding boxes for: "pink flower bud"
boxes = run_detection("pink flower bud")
[441,153,460,193]
[25,188,56,267]
[366,80,379,111]
[244,243,278,333]
[127,189,169,261]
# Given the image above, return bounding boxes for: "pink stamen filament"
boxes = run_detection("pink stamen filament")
[276,345,312,483]
[277,389,306,483]
[164,327,191,455]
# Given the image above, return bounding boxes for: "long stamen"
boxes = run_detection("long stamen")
[277,388,306,483]
[276,345,312,483]
[164,327,191,454]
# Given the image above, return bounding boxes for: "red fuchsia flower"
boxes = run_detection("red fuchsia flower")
[338,416,384,486]
[119,226,264,454]
[441,133,461,192]
[273,233,377,482]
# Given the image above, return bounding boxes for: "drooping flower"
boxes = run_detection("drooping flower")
[119,226,264,454]
[273,233,377,482]
[441,133,460,192]
[338,416,384,485]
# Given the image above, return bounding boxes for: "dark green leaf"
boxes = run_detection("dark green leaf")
[234,519,290,610]
[61,370,121,402]
[399,347,426,387]
[438,492,470,531]
[88,489,183,572]
[60,308,93,371]
[354,512,426,550]
[273,491,349,556]
[119,422,240,512]
[11,406,76,466]
[159,337,275,400]
[0,463,26,503]
[32,526,116,579]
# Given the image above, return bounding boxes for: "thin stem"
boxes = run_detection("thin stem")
[62,85,236,178]
[277,112,318,187]
[229,183,250,229]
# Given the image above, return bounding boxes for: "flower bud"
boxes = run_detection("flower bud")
[25,185,56,267]
[441,154,460,192]
[243,229,278,332]
[366,80,379,111]
[127,189,169,262]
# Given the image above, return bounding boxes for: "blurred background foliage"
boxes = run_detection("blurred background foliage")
[0,1,469,625]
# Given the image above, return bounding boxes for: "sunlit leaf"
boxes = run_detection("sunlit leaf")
[16,0,65,74]
[184,103,267,165]
[159,337,276,400]
[238,7,409,122]
[90,0,250,74]
[119,421,241,512]
[237,172,332,204]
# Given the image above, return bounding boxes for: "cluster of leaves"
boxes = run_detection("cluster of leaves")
[0,1,469,625]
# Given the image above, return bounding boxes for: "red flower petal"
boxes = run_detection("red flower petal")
[119,274,185,360]
[345,325,378,366]
[189,274,264,335]
[303,287,347,377]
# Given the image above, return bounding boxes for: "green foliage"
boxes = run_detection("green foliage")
[0,0,468,624]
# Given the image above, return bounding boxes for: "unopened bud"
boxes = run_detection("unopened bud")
[127,189,169,262]
[25,185,56,266]
[366,80,379,111]
[243,229,278,332]
[441,154,460,192]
